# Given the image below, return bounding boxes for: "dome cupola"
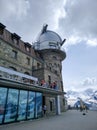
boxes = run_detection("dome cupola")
[33,24,66,50]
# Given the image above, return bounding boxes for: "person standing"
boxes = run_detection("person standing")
[43,105,47,116]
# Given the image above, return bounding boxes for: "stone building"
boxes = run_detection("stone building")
[0,23,66,125]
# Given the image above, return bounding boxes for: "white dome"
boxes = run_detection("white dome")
[37,30,62,43]
[33,24,66,60]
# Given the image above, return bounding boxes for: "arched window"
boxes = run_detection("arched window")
[9,66,17,71]
[24,72,30,75]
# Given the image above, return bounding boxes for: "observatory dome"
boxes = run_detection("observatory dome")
[33,24,66,51]
[37,30,62,43]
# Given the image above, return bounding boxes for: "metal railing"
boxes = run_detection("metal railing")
[0,66,38,85]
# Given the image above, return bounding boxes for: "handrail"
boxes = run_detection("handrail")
[0,66,38,81]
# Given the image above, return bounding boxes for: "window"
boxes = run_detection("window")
[17,90,28,121]
[0,28,4,35]
[4,89,19,123]
[49,63,52,70]
[25,42,31,53]
[63,98,65,106]
[12,50,17,59]
[50,101,53,111]
[0,87,7,124]
[58,64,60,67]
[54,70,57,74]
[49,63,52,66]
[54,63,57,67]
[53,56,57,59]
[9,66,17,71]
[48,75,51,85]
[35,93,42,118]
[12,33,20,45]
[61,81,63,91]
[49,67,51,71]
[24,72,30,75]
[37,63,40,69]
[26,46,30,52]
[49,42,56,48]
[59,68,60,73]
[0,23,5,35]
[13,38,19,45]
[26,57,30,65]
[27,92,35,119]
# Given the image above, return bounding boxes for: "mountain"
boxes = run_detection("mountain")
[66,88,97,110]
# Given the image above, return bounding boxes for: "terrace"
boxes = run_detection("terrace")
[0,66,65,95]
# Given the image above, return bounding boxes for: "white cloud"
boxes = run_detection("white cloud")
[1,0,97,46]
[87,39,97,47]
[0,0,66,42]
[64,77,97,92]
[82,77,97,87]
[0,0,30,20]
[58,0,97,47]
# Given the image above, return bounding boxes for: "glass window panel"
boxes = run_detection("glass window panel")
[17,90,27,121]
[12,50,17,59]
[27,91,35,119]
[4,88,19,123]
[35,92,42,118]
[0,87,7,124]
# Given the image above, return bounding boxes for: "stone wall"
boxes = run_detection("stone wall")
[0,38,33,75]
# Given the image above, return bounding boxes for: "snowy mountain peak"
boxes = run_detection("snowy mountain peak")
[66,88,97,110]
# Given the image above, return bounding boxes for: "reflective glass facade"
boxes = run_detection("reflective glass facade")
[0,87,7,124]
[27,91,35,119]
[17,90,28,121]
[35,93,42,118]
[4,88,19,123]
[0,87,42,125]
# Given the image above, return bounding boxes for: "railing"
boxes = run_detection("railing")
[33,41,66,53]
[0,66,38,85]
[0,66,59,91]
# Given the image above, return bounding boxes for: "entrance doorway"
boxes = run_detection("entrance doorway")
[43,96,45,106]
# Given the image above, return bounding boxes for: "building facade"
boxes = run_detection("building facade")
[0,23,66,125]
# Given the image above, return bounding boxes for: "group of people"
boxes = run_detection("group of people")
[76,104,88,115]
[50,81,58,89]
[40,80,58,90]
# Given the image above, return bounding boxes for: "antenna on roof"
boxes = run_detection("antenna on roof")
[41,24,48,34]
[61,38,66,46]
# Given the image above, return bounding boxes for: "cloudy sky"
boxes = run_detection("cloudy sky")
[0,0,97,92]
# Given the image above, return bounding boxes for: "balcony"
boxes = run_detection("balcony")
[0,66,38,85]
[0,66,66,95]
